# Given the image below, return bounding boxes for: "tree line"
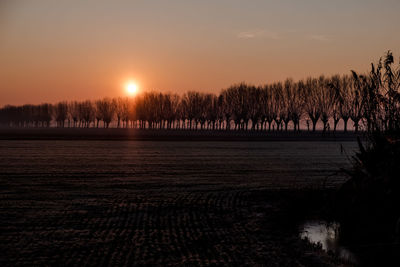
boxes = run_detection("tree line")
[1,52,398,133]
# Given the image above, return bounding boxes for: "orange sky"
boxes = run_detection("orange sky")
[1,0,399,106]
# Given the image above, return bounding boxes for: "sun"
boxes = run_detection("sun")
[125,82,139,96]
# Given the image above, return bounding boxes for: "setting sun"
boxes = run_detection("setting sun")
[125,82,139,96]
[2,1,400,265]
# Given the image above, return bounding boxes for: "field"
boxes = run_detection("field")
[0,136,358,266]
[0,128,359,141]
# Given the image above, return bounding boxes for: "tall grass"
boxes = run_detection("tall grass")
[337,51,400,243]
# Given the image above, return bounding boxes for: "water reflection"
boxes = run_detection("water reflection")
[299,220,358,264]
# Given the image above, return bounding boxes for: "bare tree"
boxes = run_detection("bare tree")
[220,89,234,130]
[39,103,53,127]
[68,102,80,127]
[4,53,397,133]
[182,91,203,130]
[336,76,353,132]
[318,76,336,133]
[303,77,322,131]
[271,83,284,131]
[288,80,304,132]
[260,85,275,131]
[79,100,95,127]
[96,98,115,128]
[281,79,300,131]
[248,86,262,130]
[327,75,344,132]
[114,97,129,128]
[226,83,250,130]
[54,102,68,127]
[94,100,103,128]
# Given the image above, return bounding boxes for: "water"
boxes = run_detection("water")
[299,220,358,264]
[0,140,357,190]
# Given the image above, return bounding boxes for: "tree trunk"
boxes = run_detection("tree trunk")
[312,119,318,132]
[354,120,359,132]
[284,121,289,131]
[343,118,349,132]
[322,120,328,133]
[333,119,339,132]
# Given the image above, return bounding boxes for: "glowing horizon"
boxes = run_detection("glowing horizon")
[1,0,399,106]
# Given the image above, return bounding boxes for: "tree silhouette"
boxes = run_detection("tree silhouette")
[95,98,115,128]
[54,102,68,127]
[2,53,398,133]
[289,81,304,132]
[303,77,322,131]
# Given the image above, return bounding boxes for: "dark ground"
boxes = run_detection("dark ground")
[0,185,338,266]
[0,130,359,266]
[0,128,359,142]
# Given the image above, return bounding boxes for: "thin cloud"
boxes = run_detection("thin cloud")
[237,30,280,40]
[237,32,257,39]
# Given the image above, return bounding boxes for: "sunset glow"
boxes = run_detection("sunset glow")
[125,82,139,96]
[0,1,399,107]
[1,1,399,266]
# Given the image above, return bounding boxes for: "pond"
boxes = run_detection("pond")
[299,220,358,264]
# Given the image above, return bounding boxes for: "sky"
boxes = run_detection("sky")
[1,0,399,106]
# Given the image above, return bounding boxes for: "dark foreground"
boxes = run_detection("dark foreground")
[0,128,360,142]
[0,140,357,266]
